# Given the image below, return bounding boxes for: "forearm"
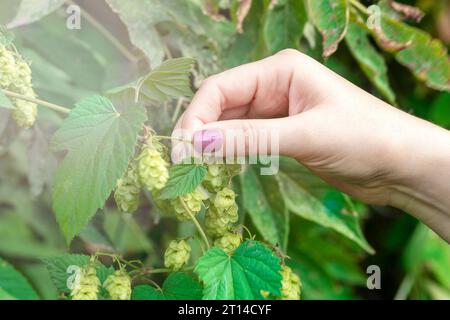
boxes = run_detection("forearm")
[390,118,450,242]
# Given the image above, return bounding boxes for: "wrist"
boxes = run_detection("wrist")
[389,118,450,242]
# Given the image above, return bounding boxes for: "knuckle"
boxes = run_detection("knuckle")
[276,48,301,57]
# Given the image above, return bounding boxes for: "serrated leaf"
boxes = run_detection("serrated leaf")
[263,0,307,54]
[278,158,374,254]
[307,0,349,58]
[132,272,202,300]
[0,90,13,110]
[372,15,450,91]
[345,19,396,104]
[43,254,114,293]
[160,163,207,199]
[7,0,67,28]
[240,166,289,251]
[194,240,282,300]
[0,257,39,300]
[51,96,147,243]
[108,58,195,105]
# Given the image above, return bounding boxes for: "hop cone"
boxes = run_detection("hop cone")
[171,187,208,221]
[0,46,16,88]
[11,94,37,129]
[114,165,141,213]
[138,141,169,191]
[214,232,242,254]
[104,270,132,300]
[204,204,238,238]
[214,187,236,210]
[164,239,191,271]
[279,266,301,300]
[203,164,228,192]
[71,265,101,300]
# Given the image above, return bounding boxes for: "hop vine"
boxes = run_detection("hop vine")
[70,260,101,300]
[138,138,170,192]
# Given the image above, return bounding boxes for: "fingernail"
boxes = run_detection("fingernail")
[193,129,223,153]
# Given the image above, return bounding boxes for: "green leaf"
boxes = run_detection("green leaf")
[0,90,13,110]
[345,20,396,104]
[7,0,67,28]
[240,167,289,251]
[105,0,166,68]
[278,158,374,254]
[195,240,282,300]
[263,0,307,54]
[372,15,450,91]
[51,96,147,242]
[160,163,207,199]
[0,257,39,300]
[131,272,202,300]
[108,58,195,105]
[43,254,114,293]
[307,0,349,58]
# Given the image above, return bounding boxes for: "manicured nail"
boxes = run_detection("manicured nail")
[193,129,223,153]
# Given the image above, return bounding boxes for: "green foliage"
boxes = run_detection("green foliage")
[307,0,349,57]
[160,164,207,199]
[132,273,202,300]
[8,0,66,28]
[51,96,147,242]
[0,257,39,300]
[195,241,282,299]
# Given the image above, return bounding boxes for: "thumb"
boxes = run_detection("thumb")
[192,116,304,159]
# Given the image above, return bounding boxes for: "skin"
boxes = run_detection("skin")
[173,49,450,243]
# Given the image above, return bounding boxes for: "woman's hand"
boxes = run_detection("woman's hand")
[173,49,450,242]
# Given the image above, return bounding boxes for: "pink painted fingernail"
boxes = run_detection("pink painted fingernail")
[193,130,223,153]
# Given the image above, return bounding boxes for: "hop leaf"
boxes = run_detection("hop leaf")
[138,140,169,191]
[278,266,301,300]
[104,270,132,300]
[164,239,191,271]
[114,164,141,213]
[170,187,208,221]
[71,264,101,300]
[214,232,242,254]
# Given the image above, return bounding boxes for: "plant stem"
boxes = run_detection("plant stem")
[349,0,369,15]
[394,272,417,300]
[153,135,192,144]
[67,0,138,63]
[1,89,70,114]
[180,199,210,251]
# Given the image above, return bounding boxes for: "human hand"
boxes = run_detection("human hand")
[173,49,450,241]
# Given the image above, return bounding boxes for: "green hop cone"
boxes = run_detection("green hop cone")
[214,187,236,210]
[164,239,191,271]
[214,232,242,254]
[203,164,228,192]
[170,187,208,221]
[11,96,37,129]
[204,204,238,238]
[104,270,132,300]
[138,140,169,191]
[71,264,101,300]
[0,46,16,88]
[114,165,141,213]
[279,266,301,300]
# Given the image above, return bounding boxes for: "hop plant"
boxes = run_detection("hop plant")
[0,46,16,88]
[203,164,229,192]
[138,140,169,191]
[279,266,301,300]
[11,96,37,129]
[114,164,141,213]
[214,187,236,210]
[71,264,101,300]
[171,187,208,221]
[104,270,132,300]
[164,239,191,271]
[204,204,238,238]
[214,232,242,254]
